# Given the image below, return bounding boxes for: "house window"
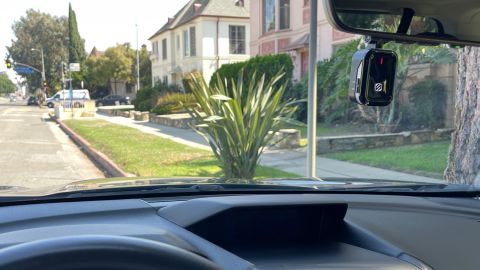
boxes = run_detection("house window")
[162,38,167,60]
[229,25,246,54]
[152,41,159,56]
[263,0,275,33]
[163,76,168,85]
[183,30,189,56]
[176,35,180,52]
[182,28,196,57]
[189,27,196,56]
[279,0,290,30]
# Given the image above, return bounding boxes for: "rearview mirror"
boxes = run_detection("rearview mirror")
[349,49,397,106]
[324,0,480,47]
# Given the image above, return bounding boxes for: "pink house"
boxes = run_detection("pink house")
[250,0,355,82]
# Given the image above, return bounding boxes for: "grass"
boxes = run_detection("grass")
[324,141,450,176]
[63,119,299,179]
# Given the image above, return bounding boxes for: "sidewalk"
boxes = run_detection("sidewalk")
[96,113,443,183]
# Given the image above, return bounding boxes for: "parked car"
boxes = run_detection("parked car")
[9,94,16,102]
[45,89,91,108]
[95,95,130,107]
[27,96,38,106]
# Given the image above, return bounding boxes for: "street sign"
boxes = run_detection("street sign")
[14,66,34,74]
[69,63,80,72]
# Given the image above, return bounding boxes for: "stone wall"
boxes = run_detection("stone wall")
[149,113,197,129]
[317,129,453,154]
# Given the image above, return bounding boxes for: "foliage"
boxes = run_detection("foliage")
[209,54,294,98]
[85,43,151,97]
[0,74,16,94]
[186,70,297,180]
[133,83,181,112]
[68,4,86,88]
[8,9,69,91]
[139,45,152,88]
[318,40,361,123]
[151,93,196,115]
[403,80,447,129]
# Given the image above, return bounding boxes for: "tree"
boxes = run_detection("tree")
[104,44,135,94]
[84,43,135,96]
[445,47,480,185]
[139,44,152,88]
[0,74,16,94]
[84,54,109,97]
[8,9,68,93]
[68,4,86,88]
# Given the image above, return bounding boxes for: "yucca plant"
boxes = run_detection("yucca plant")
[185,70,298,181]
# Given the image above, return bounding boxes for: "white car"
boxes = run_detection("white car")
[46,89,91,108]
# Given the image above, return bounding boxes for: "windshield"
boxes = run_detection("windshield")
[0,0,478,197]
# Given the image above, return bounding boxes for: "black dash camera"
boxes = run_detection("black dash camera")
[349,49,397,106]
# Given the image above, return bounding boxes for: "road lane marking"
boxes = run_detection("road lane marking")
[0,119,24,122]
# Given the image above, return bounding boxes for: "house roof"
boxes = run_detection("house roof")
[149,0,249,40]
[89,46,104,57]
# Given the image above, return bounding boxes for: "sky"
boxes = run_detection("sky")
[0,0,190,74]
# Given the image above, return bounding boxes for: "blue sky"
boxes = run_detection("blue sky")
[1,0,189,74]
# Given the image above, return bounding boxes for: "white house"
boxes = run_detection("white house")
[149,0,251,87]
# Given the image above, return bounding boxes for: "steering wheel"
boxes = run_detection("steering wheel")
[0,235,221,270]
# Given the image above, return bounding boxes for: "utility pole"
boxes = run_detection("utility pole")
[136,24,140,92]
[307,0,318,178]
[40,48,46,97]
[31,47,46,101]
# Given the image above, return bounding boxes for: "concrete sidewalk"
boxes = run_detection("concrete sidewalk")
[96,113,443,183]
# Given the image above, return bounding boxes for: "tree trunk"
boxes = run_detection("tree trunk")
[445,47,480,185]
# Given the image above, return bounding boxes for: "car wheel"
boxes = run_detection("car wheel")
[47,103,54,108]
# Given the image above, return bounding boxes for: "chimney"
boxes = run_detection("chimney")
[194,3,202,12]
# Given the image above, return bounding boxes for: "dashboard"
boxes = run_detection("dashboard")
[0,193,478,269]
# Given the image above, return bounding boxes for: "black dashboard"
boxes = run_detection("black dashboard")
[0,193,478,269]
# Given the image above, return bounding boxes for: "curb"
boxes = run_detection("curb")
[51,116,129,178]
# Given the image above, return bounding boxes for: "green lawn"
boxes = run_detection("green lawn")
[324,141,450,176]
[64,119,299,179]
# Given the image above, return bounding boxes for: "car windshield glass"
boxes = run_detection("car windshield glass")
[0,0,478,197]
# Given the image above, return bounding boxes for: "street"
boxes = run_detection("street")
[0,97,104,188]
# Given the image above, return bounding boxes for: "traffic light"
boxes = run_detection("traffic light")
[5,59,12,69]
[62,62,68,74]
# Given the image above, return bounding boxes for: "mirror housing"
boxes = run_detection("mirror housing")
[324,0,480,47]
[349,48,397,106]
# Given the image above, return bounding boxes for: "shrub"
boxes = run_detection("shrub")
[151,93,196,115]
[403,79,447,129]
[151,104,176,115]
[186,71,298,181]
[133,83,181,112]
[210,54,294,97]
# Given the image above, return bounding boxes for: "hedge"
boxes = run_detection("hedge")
[209,54,294,94]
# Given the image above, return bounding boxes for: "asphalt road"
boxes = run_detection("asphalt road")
[0,97,104,189]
